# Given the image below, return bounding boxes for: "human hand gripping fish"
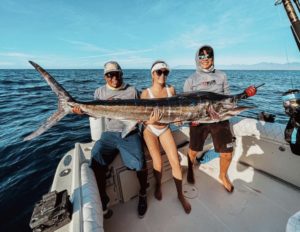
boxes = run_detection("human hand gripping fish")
[72,106,83,115]
[146,108,163,125]
[207,104,221,120]
[72,96,122,115]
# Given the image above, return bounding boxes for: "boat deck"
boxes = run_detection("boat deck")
[104,159,300,232]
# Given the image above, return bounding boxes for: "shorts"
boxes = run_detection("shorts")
[91,130,145,171]
[189,120,233,153]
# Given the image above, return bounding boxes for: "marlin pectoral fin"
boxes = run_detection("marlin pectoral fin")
[121,120,138,138]
[23,110,68,141]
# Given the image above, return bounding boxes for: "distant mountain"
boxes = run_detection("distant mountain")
[174,62,300,70]
[219,62,300,70]
[173,65,194,69]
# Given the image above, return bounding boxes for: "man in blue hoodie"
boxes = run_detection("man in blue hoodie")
[184,45,256,192]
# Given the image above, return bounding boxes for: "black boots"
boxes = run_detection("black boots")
[90,159,113,219]
[153,169,162,200]
[136,168,148,218]
[92,159,149,219]
[137,193,147,218]
[173,177,191,214]
[187,155,195,184]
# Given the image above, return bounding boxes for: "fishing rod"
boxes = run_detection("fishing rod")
[237,83,265,100]
[293,0,300,13]
[254,83,265,89]
[275,0,300,51]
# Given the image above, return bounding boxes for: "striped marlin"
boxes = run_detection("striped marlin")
[24,61,256,141]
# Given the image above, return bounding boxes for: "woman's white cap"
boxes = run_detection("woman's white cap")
[151,61,170,73]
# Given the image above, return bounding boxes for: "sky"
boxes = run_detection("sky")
[1,0,300,69]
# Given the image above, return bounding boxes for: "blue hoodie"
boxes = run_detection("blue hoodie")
[183,45,230,95]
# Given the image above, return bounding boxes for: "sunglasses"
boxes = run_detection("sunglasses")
[155,70,169,76]
[198,54,213,60]
[106,72,121,78]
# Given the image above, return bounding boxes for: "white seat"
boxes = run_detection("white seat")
[286,210,300,232]
[81,162,104,232]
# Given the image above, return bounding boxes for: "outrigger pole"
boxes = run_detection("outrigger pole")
[275,0,300,50]
[276,0,300,51]
[293,0,300,13]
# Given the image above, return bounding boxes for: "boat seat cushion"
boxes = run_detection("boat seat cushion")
[81,162,104,232]
[286,210,300,232]
[231,117,285,143]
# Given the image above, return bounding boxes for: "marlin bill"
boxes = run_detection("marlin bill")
[24,61,256,141]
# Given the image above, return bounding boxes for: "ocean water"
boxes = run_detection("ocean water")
[0,69,299,231]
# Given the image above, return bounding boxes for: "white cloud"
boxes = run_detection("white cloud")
[0,52,33,58]
[77,48,153,59]
[0,61,14,67]
[61,40,154,60]
[62,40,110,53]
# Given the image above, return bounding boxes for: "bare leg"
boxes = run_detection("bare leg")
[219,152,234,193]
[160,129,191,214]
[159,129,182,179]
[143,128,163,200]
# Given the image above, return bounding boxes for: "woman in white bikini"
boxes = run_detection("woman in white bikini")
[141,61,191,214]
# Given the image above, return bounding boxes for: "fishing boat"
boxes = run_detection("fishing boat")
[32,114,298,232]
[29,1,300,231]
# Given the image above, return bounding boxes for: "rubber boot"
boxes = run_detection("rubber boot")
[219,153,234,193]
[136,168,148,218]
[153,169,162,200]
[173,177,191,214]
[90,158,113,219]
[187,154,195,184]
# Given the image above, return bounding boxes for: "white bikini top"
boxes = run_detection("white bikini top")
[147,86,172,98]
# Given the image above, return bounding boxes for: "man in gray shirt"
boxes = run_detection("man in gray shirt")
[73,61,148,218]
[184,45,256,193]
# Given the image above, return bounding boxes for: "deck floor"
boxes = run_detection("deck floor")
[104,160,300,232]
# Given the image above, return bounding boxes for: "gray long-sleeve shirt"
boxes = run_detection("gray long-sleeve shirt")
[183,69,230,94]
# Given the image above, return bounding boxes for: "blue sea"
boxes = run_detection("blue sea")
[0,69,299,231]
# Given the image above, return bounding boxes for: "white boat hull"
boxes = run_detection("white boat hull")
[49,117,300,232]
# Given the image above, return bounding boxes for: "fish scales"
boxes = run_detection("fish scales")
[23,61,254,141]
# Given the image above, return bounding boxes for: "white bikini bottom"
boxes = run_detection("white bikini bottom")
[146,125,169,137]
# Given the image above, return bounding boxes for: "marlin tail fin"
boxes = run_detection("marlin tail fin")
[23,61,75,141]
